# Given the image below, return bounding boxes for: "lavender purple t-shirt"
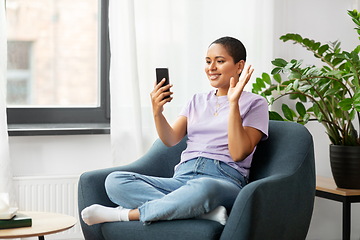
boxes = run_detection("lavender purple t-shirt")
[176,90,269,178]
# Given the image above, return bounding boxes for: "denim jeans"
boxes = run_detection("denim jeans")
[105,157,246,222]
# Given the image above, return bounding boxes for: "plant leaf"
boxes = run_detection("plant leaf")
[269,111,284,121]
[285,83,293,93]
[262,73,271,85]
[252,83,261,93]
[256,77,266,88]
[332,58,344,66]
[317,44,329,55]
[324,70,343,78]
[280,33,294,42]
[324,88,338,97]
[296,102,306,117]
[312,42,321,51]
[294,34,303,43]
[289,94,298,100]
[339,98,354,111]
[282,104,294,121]
[271,67,282,75]
[354,45,360,54]
[272,58,288,67]
[312,103,320,116]
[317,112,324,122]
[305,39,316,48]
[298,84,313,92]
[303,113,310,124]
[324,53,333,62]
[273,73,282,83]
[288,71,301,79]
[351,77,360,88]
[354,99,360,111]
[353,89,360,102]
[299,94,307,102]
[293,79,299,90]
[350,109,356,120]
[269,96,275,105]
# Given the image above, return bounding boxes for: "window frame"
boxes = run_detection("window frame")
[6,0,110,129]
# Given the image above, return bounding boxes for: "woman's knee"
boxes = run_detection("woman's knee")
[187,178,240,208]
[188,178,224,199]
[105,171,134,198]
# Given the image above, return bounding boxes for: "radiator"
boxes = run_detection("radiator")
[13,175,83,240]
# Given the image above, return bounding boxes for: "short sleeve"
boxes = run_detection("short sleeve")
[241,93,269,140]
[179,96,193,118]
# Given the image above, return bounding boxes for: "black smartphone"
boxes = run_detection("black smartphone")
[156,68,170,99]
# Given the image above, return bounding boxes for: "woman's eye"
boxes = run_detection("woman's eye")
[217,60,224,63]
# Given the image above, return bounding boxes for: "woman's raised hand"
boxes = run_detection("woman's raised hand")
[150,78,173,116]
[227,65,254,104]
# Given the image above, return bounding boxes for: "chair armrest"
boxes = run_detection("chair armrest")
[78,137,187,210]
[221,172,315,240]
[220,121,316,240]
[78,166,134,240]
[78,137,187,240]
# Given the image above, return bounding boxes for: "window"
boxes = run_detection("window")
[6,0,110,135]
[7,41,32,105]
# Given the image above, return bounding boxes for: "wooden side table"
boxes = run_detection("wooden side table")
[316,176,360,240]
[0,211,77,239]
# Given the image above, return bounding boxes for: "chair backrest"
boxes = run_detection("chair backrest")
[140,120,314,181]
[250,120,314,182]
[129,136,187,178]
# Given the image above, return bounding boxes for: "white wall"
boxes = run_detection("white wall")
[273,1,360,239]
[9,134,112,177]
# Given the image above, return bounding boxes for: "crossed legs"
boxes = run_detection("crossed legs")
[82,170,241,225]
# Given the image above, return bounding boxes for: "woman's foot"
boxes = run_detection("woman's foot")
[197,205,228,225]
[81,204,130,225]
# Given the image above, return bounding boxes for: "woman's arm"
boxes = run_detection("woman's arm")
[227,65,263,162]
[228,102,263,162]
[150,79,187,147]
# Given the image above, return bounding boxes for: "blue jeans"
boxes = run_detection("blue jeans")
[105,157,246,222]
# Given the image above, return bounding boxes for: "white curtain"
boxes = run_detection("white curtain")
[0,0,16,206]
[109,0,275,166]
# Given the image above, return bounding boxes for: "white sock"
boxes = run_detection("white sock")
[81,204,130,225]
[197,206,228,225]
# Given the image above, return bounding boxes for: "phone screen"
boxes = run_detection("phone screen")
[156,68,170,99]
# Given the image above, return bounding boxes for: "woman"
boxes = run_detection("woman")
[81,36,269,226]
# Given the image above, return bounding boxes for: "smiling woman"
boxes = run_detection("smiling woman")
[81,36,269,227]
[205,42,245,97]
[109,0,275,166]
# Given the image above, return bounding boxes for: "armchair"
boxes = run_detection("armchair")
[78,120,315,240]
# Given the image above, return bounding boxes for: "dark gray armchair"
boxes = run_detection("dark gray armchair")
[78,120,316,240]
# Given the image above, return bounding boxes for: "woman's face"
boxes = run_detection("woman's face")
[205,43,244,96]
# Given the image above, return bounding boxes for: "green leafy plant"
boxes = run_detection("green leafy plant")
[252,9,360,146]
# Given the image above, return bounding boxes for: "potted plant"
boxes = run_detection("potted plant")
[252,9,360,189]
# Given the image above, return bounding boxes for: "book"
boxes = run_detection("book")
[0,213,32,229]
[0,207,18,220]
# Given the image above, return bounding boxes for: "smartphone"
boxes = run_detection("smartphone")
[156,68,170,99]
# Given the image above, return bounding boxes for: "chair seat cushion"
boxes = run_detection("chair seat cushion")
[101,219,224,240]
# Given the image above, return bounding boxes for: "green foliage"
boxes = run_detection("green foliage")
[252,10,360,146]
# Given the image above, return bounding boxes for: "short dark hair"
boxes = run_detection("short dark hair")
[210,36,247,64]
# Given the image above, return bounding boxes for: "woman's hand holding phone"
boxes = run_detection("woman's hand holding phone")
[150,69,173,116]
[151,68,186,147]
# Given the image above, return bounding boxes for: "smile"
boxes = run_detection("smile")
[209,74,221,80]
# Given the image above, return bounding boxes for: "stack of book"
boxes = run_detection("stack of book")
[0,209,32,230]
